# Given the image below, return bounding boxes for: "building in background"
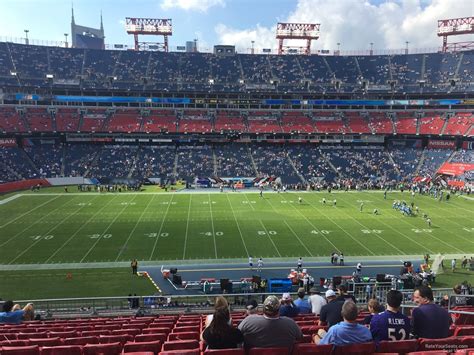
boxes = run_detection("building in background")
[71,6,105,49]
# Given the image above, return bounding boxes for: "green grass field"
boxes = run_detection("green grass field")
[1,189,473,265]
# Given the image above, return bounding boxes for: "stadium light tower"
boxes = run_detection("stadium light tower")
[437,16,474,52]
[125,17,172,51]
[276,22,320,55]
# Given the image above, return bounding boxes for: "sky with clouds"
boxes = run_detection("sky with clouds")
[0,0,472,53]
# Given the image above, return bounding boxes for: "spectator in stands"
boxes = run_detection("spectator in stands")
[294,288,312,314]
[411,285,451,339]
[205,296,231,328]
[238,295,302,351]
[336,284,357,303]
[314,300,372,346]
[279,292,300,317]
[202,301,244,349]
[308,287,327,316]
[363,298,384,325]
[318,290,344,328]
[370,290,411,343]
[245,299,259,315]
[0,300,34,324]
[450,284,468,306]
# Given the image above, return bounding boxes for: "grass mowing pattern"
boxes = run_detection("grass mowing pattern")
[0,190,473,264]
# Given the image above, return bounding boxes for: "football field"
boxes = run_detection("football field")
[0,189,473,265]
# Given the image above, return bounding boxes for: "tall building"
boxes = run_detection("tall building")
[71,6,105,49]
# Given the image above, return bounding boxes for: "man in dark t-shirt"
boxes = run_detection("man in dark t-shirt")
[319,290,344,328]
[411,286,451,339]
[371,290,411,343]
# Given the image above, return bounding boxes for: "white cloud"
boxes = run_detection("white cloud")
[215,0,474,53]
[161,0,225,12]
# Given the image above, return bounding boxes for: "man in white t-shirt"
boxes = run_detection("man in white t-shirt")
[308,288,327,316]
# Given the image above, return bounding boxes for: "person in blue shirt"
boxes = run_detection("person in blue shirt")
[294,288,312,314]
[315,301,372,346]
[370,290,411,343]
[0,300,34,324]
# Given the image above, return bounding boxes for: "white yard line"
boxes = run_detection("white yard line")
[80,195,140,263]
[283,221,314,257]
[263,196,314,257]
[0,194,23,205]
[208,194,218,259]
[44,195,112,263]
[114,194,156,262]
[149,195,175,261]
[323,198,406,255]
[244,193,256,211]
[8,197,88,264]
[225,194,250,257]
[303,197,376,255]
[0,196,67,248]
[258,220,282,257]
[182,194,193,260]
[0,195,61,229]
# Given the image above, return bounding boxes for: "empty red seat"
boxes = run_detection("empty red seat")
[123,340,162,353]
[407,352,449,355]
[1,334,18,340]
[28,337,62,347]
[0,340,29,347]
[40,345,83,355]
[0,345,40,355]
[18,332,48,339]
[249,347,289,355]
[376,339,419,353]
[204,349,245,354]
[455,327,474,336]
[168,332,200,341]
[81,330,111,337]
[162,339,200,351]
[159,350,200,355]
[292,343,333,354]
[99,334,133,345]
[63,336,99,345]
[112,328,141,337]
[173,326,200,333]
[144,327,171,334]
[48,331,78,338]
[334,342,376,355]
[135,333,167,343]
[83,342,122,355]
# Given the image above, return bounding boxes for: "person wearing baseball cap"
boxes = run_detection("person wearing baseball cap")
[318,289,345,328]
[279,292,299,318]
[238,295,302,351]
[245,299,259,315]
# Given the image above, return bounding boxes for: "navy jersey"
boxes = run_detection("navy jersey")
[370,310,411,343]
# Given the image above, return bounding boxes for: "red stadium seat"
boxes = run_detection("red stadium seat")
[162,339,200,351]
[0,345,40,355]
[48,331,79,338]
[63,336,99,345]
[28,337,62,347]
[40,345,83,355]
[112,328,141,337]
[159,350,200,355]
[18,332,48,339]
[135,333,168,343]
[0,340,30,347]
[123,340,162,353]
[292,343,333,354]
[203,349,245,354]
[99,334,134,345]
[248,347,289,355]
[168,332,200,341]
[455,328,474,336]
[407,352,449,355]
[144,327,172,335]
[81,330,111,337]
[82,342,122,355]
[333,342,376,355]
[376,339,419,353]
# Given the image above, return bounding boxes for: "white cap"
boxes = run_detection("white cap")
[325,290,336,298]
